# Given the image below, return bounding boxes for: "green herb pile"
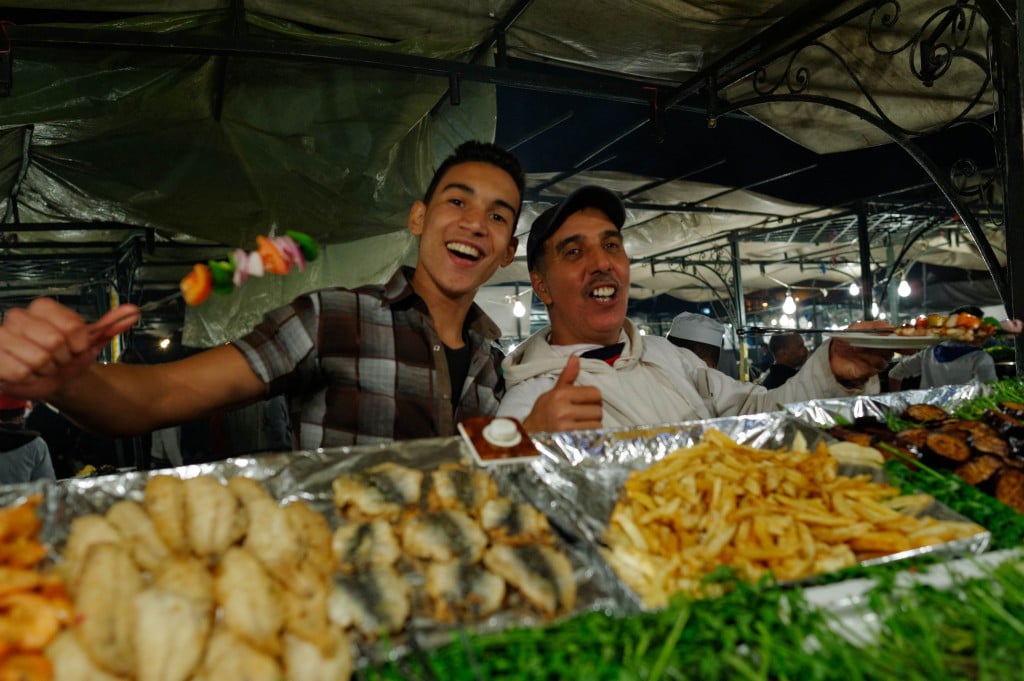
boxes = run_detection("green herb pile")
[360,558,1024,681]
[951,377,1024,421]
[882,458,1024,549]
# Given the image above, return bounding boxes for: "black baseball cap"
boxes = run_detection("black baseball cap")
[526,185,626,271]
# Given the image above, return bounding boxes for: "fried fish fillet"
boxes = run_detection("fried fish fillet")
[284,500,334,581]
[153,555,214,610]
[215,546,283,655]
[426,560,506,621]
[72,542,142,676]
[327,565,410,636]
[239,492,304,585]
[282,630,353,681]
[428,463,499,516]
[106,499,171,571]
[480,497,553,546]
[482,544,576,616]
[134,587,212,681]
[401,509,488,563]
[46,630,124,681]
[185,476,247,561]
[332,518,401,573]
[59,514,121,588]
[144,474,189,555]
[280,579,332,653]
[192,626,282,681]
[332,462,423,520]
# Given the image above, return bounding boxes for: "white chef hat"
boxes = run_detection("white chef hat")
[667,312,725,348]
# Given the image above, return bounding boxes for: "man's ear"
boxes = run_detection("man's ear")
[500,236,518,267]
[407,200,426,237]
[530,270,553,306]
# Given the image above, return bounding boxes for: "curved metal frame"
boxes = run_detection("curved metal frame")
[715,0,1009,311]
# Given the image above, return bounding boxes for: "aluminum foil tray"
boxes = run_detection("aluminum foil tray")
[0,436,629,662]
[784,381,987,427]
[515,411,991,605]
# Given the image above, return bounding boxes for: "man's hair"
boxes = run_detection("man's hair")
[951,305,984,318]
[768,332,802,356]
[422,141,526,217]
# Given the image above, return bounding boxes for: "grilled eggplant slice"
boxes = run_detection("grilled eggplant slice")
[924,432,972,465]
[995,468,1024,514]
[954,455,1003,490]
[986,410,1024,438]
[904,404,949,423]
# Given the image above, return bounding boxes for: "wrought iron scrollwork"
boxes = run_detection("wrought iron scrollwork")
[751,1,991,137]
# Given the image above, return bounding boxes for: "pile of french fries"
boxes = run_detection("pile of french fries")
[603,430,986,608]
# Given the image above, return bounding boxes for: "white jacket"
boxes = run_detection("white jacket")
[497,319,876,429]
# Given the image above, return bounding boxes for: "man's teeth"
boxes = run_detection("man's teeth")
[591,286,616,299]
[447,243,481,259]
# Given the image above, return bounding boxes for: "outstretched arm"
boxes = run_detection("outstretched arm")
[0,298,267,436]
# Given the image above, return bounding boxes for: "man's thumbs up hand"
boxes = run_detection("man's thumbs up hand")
[522,355,603,433]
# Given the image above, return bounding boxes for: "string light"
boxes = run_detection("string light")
[782,292,797,315]
[897,277,911,298]
[849,281,860,296]
[158,338,171,350]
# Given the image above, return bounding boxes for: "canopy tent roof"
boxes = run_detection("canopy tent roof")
[0,0,1015,345]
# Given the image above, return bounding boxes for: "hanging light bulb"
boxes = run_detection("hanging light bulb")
[512,299,526,318]
[782,292,796,315]
[897,277,911,298]
[871,302,880,318]
[849,281,860,296]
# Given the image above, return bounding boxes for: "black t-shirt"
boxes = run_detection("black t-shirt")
[445,340,472,410]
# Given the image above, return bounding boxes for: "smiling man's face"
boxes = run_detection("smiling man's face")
[530,207,630,346]
[408,161,520,305]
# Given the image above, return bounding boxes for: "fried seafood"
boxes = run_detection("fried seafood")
[283,501,335,584]
[106,499,171,572]
[480,497,553,546]
[428,463,499,515]
[152,556,215,608]
[59,515,121,586]
[185,476,248,560]
[425,560,506,621]
[143,475,189,555]
[327,565,410,636]
[215,547,283,655]
[483,544,576,616]
[332,462,423,520]
[332,518,401,572]
[280,580,332,652]
[45,630,123,681]
[238,492,304,585]
[282,630,353,681]
[192,627,282,681]
[133,587,211,681]
[401,509,489,563]
[72,542,142,676]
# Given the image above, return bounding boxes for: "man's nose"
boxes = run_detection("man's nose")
[586,245,612,271]
[460,206,487,233]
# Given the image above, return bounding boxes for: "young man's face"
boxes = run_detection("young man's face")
[530,207,630,346]
[409,161,520,302]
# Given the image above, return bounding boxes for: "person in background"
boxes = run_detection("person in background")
[496,185,895,432]
[666,312,725,369]
[0,141,554,448]
[0,396,56,484]
[760,332,810,389]
[888,305,997,391]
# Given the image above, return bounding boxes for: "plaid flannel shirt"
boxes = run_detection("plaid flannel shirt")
[234,267,505,449]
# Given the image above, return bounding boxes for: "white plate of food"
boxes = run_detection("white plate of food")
[830,332,944,349]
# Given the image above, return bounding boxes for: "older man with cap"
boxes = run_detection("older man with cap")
[666,312,725,369]
[499,185,895,432]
